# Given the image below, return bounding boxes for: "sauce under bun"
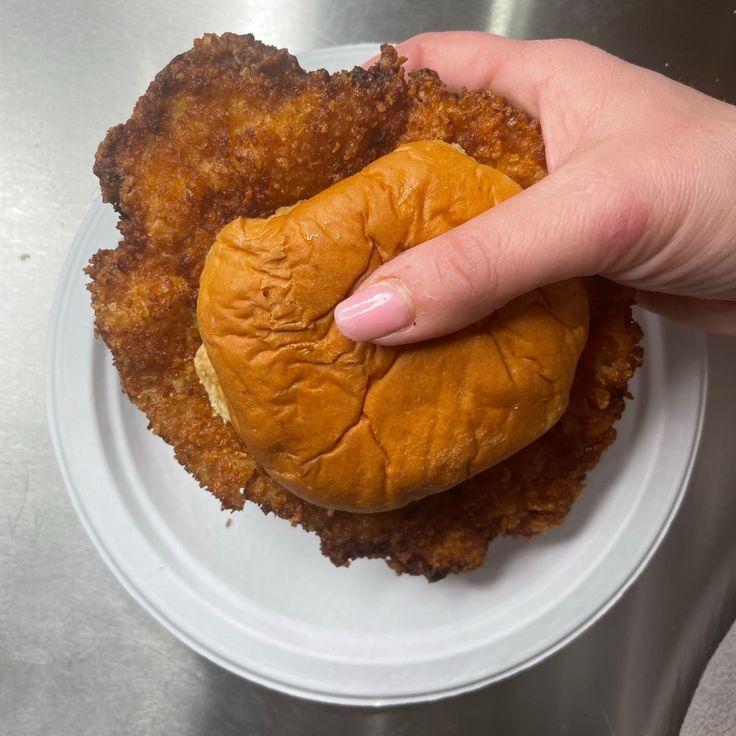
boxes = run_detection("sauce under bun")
[197,141,589,512]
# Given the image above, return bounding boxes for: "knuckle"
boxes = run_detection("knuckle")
[537,38,603,65]
[409,31,436,49]
[534,39,612,99]
[432,226,500,308]
[553,38,597,58]
[403,32,441,60]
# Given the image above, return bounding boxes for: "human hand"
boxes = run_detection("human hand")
[334,32,736,344]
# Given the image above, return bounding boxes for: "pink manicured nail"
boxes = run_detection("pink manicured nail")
[334,282,414,342]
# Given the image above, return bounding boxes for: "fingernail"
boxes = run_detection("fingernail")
[334,281,414,342]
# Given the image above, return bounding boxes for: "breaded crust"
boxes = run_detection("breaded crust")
[88,33,642,580]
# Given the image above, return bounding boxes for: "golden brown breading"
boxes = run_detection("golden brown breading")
[88,33,642,580]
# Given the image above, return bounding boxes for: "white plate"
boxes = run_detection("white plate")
[47,45,707,706]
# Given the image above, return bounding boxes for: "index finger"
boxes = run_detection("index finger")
[366,32,547,118]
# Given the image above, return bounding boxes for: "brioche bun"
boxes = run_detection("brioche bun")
[197,141,588,512]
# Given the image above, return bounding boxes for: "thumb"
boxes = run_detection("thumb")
[334,168,647,345]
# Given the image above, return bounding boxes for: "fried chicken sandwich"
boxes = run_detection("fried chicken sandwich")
[89,33,642,580]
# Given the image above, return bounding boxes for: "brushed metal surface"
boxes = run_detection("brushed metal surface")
[2,1,735,734]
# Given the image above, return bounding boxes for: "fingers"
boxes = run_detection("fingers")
[636,291,736,335]
[397,33,537,101]
[370,31,603,118]
[335,168,648,345]
[367,32,619,122]
[365,31,549,117]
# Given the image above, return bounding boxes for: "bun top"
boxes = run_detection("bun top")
[197,141,589,512]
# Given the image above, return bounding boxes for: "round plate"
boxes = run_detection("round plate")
[47,44,707,706]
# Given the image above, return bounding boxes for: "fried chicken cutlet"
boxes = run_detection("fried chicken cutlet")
[88,33,642,580]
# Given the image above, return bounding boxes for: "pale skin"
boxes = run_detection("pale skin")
[334,32,736,345]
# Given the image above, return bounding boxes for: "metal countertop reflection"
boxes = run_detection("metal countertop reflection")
[2,1,735,734]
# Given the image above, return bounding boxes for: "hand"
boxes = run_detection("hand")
[334,32,736,344]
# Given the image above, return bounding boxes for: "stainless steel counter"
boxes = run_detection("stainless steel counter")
[2,1,735,734]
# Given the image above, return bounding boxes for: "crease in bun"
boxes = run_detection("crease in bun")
[197,140,589,512]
